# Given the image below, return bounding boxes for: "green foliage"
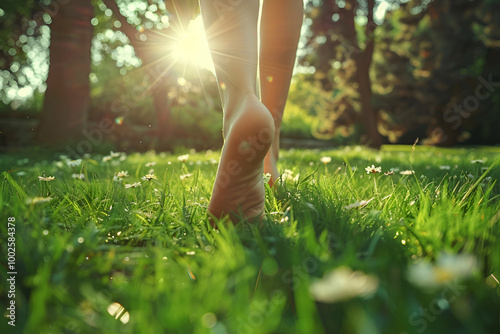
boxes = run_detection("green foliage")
[303,0,500,145]
[1,146,500,333]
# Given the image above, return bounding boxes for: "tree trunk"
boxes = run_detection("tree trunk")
[356,46,382,148]
[102,0,189,140]
[344,0,382,147]
[356,0,382,148]
[152,78,172,138]
[36,0,93,144]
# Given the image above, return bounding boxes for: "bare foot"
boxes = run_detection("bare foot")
[208,94,275,222]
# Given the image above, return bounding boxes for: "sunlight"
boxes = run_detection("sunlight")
[171,16,214,73]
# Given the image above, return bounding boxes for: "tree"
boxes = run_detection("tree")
[101,0,199,140]
[372,0,497,146]
[303,0,385,147]
[36,0,94,144]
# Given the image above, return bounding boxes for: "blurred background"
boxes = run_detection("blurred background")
[1,0,500,153]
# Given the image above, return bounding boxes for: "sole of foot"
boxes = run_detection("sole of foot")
[208,94,275,223]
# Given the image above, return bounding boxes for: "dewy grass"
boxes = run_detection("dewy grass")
[1,146,500,334]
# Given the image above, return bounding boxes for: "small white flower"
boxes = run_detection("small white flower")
[26,197,53,205]
[110,151,121,158]
[400,170,415,175]
[344,198,374,210]
[320,156,332,165]
[141,174,157,181]
[38,176,55,182]
[113,176,122,182]
[309,267,379,303]
[115,171,129,178]
[177,154,189,162]
[390,167,400,172]
[263,173,272,184]
[180,173,193,180]
[145,161,156,167]
[471,159,485,164]
[408,252,477,289]
[125,182,142,189]
[72,173,85,180]
[365,165,382,174]
[102,155,112,162]
[281,169,299,183]
[67,159,82,167]
[439,165,451,170]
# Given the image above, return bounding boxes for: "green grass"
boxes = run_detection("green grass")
[1,145,500,334]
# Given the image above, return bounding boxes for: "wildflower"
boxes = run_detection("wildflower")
[320,156,332,165]
[113,176,122,182]
[407,252,477,289]
[26,197,53,205]
[439,165,451,170]
[72,173,85,180]
[384,171,395,176]
[365,165,382,174]
[16,171,27,176]
[209,159,218,165]
[177,154,189,162]
[390,167,400,172]
[263,173,272,184]
[125,182,142,189]
[141,174,157,181]
[67,159,82,167]
[309,266,379,303]
[400,170,415,175]
[110,151,121,158]
[281,169,299,183]
[180,173,193,180]
[471,159,485,164]
[102,155,112,162]
[145,161,156,167]
[148,169,155,174]
[38,176,55,182]
[115,171,129,178]
[344,198,374,210]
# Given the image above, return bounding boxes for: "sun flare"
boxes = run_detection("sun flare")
[170,16,214,72]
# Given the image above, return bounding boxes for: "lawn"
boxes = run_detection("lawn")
[1,145,500,334]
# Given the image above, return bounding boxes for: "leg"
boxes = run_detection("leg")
[200,0,275,222]
[260,0,303,185]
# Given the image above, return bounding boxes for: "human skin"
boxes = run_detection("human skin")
[260,0,304,185]
[200,0,303,222]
